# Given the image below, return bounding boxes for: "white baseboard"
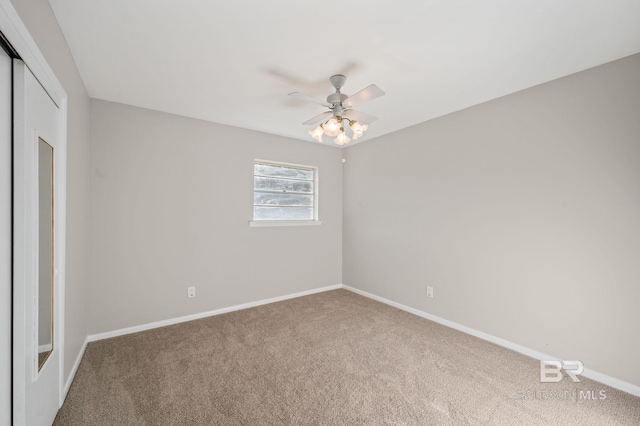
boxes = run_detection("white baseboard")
[88,284,343,343]
[580,368,640,398]
[342,284,640,398]
[62,336,88,401]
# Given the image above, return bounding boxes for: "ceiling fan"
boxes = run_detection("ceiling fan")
[289,75,385,146]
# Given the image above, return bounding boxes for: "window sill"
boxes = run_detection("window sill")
[249,220,322,228]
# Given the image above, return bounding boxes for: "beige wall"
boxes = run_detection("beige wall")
[11,0,91,382]
[343,53,640,387]
[88,100,343,334]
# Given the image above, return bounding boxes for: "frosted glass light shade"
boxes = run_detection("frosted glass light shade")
[308,125,324,142]
[334,132,350,145]
[350,120,368,140]
[324,117,341,137]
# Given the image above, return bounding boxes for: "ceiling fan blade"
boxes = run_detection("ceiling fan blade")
[288,92,331,107]
[343,84,385,107]
[303,111,333,126]
[344,109,378,124]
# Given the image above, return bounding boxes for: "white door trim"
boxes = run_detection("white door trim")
[0,43,12,426]
[0,0,68,410]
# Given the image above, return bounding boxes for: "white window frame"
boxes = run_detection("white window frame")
[249,159,321,227]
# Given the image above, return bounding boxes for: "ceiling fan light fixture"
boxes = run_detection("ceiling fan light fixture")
[308,116,369,144]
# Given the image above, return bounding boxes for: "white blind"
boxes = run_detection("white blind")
[253,161,316,221]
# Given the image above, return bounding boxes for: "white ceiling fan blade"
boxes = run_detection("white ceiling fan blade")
[343,84,385,107]
[344,109,378,124]
[288,92,331,107]
[303,111,332,125]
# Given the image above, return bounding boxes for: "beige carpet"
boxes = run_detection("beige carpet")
[54,289,640,425]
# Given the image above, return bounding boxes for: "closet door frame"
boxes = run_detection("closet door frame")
[0,0,69,419]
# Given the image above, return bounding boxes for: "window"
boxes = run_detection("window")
[251,160,320,226]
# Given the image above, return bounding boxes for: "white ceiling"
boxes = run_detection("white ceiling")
[49,0,640,147]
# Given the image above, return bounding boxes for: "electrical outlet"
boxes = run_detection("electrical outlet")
[426,286,434,298]
[188,286,196,298]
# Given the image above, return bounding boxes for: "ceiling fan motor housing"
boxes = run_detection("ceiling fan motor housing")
[327,93,348,117]
[327,92,348,104]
